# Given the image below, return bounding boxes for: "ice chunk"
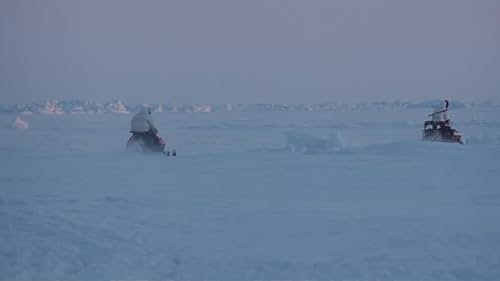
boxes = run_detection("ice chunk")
[11,116,29,130]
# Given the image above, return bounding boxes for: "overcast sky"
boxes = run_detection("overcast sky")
[1,0,499,104]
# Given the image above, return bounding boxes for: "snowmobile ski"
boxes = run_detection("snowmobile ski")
[164,149,177,157]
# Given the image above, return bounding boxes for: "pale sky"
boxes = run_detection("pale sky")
[1,0,499,104]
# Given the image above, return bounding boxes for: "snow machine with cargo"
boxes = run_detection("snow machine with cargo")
[422,100,463,144]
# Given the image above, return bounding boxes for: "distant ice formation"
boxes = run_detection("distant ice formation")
[38,101,64,114]
[104,100,129,114]
[0,98,496,115]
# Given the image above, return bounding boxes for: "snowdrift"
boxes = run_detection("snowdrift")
[285,130,345,153]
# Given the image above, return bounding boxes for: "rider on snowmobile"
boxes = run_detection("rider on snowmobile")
[432,101,448,124]
[130,105,162,151]
[431,100,456,138]
[131,105,157,133]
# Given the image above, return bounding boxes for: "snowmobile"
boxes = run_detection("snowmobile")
[126,132,176,156]
[422,100,463,144]
[422,122,463,144]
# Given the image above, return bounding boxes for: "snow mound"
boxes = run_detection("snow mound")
[11,116,29,130]
[285,130,345,154]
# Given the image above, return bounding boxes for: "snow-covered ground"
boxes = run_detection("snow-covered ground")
[1,108,499,280]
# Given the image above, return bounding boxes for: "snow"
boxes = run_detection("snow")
[1,107,499,280]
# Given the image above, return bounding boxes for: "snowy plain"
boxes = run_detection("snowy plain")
[1,107,500,281]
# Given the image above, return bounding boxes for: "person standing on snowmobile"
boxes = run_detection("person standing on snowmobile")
[430,100,456,139]
[431,100,449,129]
[130,105,162,151]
